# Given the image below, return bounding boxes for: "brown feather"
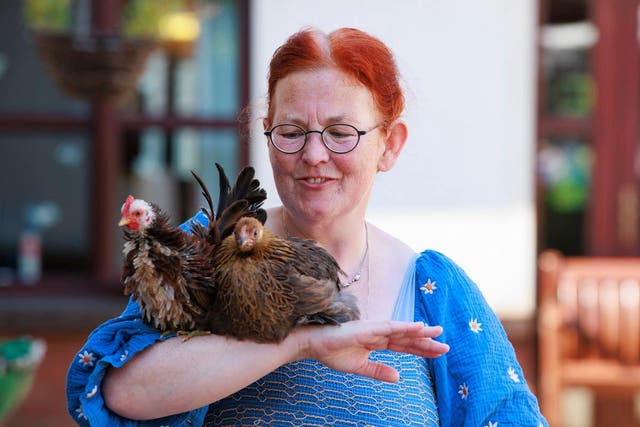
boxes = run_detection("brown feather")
[208,217,360,343]
[119,163,269,336]
[120,204,213,333]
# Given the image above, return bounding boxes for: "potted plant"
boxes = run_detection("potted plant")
[24,0,194,104]
[0,336,47,423]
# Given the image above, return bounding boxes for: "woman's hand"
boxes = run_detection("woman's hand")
[291,320,449,383]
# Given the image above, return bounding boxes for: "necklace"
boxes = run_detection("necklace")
[281,208,369,288]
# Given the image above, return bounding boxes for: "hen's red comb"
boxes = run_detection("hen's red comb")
[121,195,135,215]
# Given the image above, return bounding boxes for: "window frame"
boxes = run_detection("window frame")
[0,0,251,295]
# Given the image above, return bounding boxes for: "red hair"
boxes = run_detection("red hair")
[266,28,404,130]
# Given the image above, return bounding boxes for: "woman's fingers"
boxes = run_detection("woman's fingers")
[388,323,443,338]
[296,320,450,379]
[357,322,449,357]
[367,321,443,340]
[354,360,400,383]
[387,337,450,358]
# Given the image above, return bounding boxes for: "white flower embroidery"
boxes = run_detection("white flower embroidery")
[484,422,498,427]
[508,367,520,383]
[458,383,469,399]
[469,318,483,333]
[86,385,98,398]
[120,350,129,362]
[77,350,96,368]
[420,278,437,294]
[75,406,87,420]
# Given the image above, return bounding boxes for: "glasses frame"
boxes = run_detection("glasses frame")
[264,123,380,154]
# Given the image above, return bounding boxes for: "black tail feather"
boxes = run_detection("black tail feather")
[214,162,232,221]
[214,163,267,225]
[216,163,267,219]
[190,170,215,224]
[192,163,268,244]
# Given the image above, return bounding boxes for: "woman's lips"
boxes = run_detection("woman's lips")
[305,177,327,184]
[297,176,334,187]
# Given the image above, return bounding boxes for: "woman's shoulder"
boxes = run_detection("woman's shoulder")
[367,222,416,267]
[412,249,481,300]
[414,249,465,277]
[365,224,460,273]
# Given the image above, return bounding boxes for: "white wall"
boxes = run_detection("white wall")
[249,0,538,319]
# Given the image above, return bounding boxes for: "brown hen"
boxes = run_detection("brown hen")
[209,217,360,343]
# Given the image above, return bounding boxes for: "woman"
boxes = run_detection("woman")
[67,27,548,426]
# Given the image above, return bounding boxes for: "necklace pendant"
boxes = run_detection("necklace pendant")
[340,272,361,288]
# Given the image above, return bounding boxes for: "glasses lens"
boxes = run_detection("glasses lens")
[322,124,359,153]
[271,124,306,153]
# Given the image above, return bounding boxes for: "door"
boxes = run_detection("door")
[538,0,640,256]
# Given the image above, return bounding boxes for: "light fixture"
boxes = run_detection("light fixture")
[158,8,201,58]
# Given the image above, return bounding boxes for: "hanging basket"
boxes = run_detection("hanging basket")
[32,31,158,105]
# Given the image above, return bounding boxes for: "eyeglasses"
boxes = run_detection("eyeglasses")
[264,123,380,154]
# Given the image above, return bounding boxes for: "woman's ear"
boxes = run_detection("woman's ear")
[377,119,408,172]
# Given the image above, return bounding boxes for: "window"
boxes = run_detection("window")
[0,0,250,290]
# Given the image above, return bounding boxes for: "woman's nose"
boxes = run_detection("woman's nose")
[301,132,330,164]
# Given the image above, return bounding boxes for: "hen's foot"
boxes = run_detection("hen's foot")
[177,330,211,342]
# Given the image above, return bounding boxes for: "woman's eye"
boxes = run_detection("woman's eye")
[329,131,349,138]
[281,132,303,139]
[326,125,356,140]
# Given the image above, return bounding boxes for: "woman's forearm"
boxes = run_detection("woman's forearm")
[102,321,448,421]
[102,333,300,420]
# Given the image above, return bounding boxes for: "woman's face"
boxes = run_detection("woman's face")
[267,68,386,223]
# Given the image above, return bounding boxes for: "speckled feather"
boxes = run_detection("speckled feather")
[121,206,215,332]
[120,164,268,335]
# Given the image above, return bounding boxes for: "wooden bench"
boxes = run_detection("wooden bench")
[537,250,640,426]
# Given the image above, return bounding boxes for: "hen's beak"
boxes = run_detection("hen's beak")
[118,217,130,227]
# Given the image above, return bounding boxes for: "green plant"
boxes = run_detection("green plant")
[0,337,46,422]
[24,0,71,32]
[24,0,193,39]
[123,0,185,38]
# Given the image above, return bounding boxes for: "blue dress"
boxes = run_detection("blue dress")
[66,212,548,426]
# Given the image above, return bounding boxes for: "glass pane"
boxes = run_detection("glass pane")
[191,0,240,118]
[188,128,240,215]
[0,0,88,114]
[0,132,90,282]
[123,127,239,224]
[543,47,594,119]
[131,0,240,119]
[541,0,595,120]
[538,137,592,255]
